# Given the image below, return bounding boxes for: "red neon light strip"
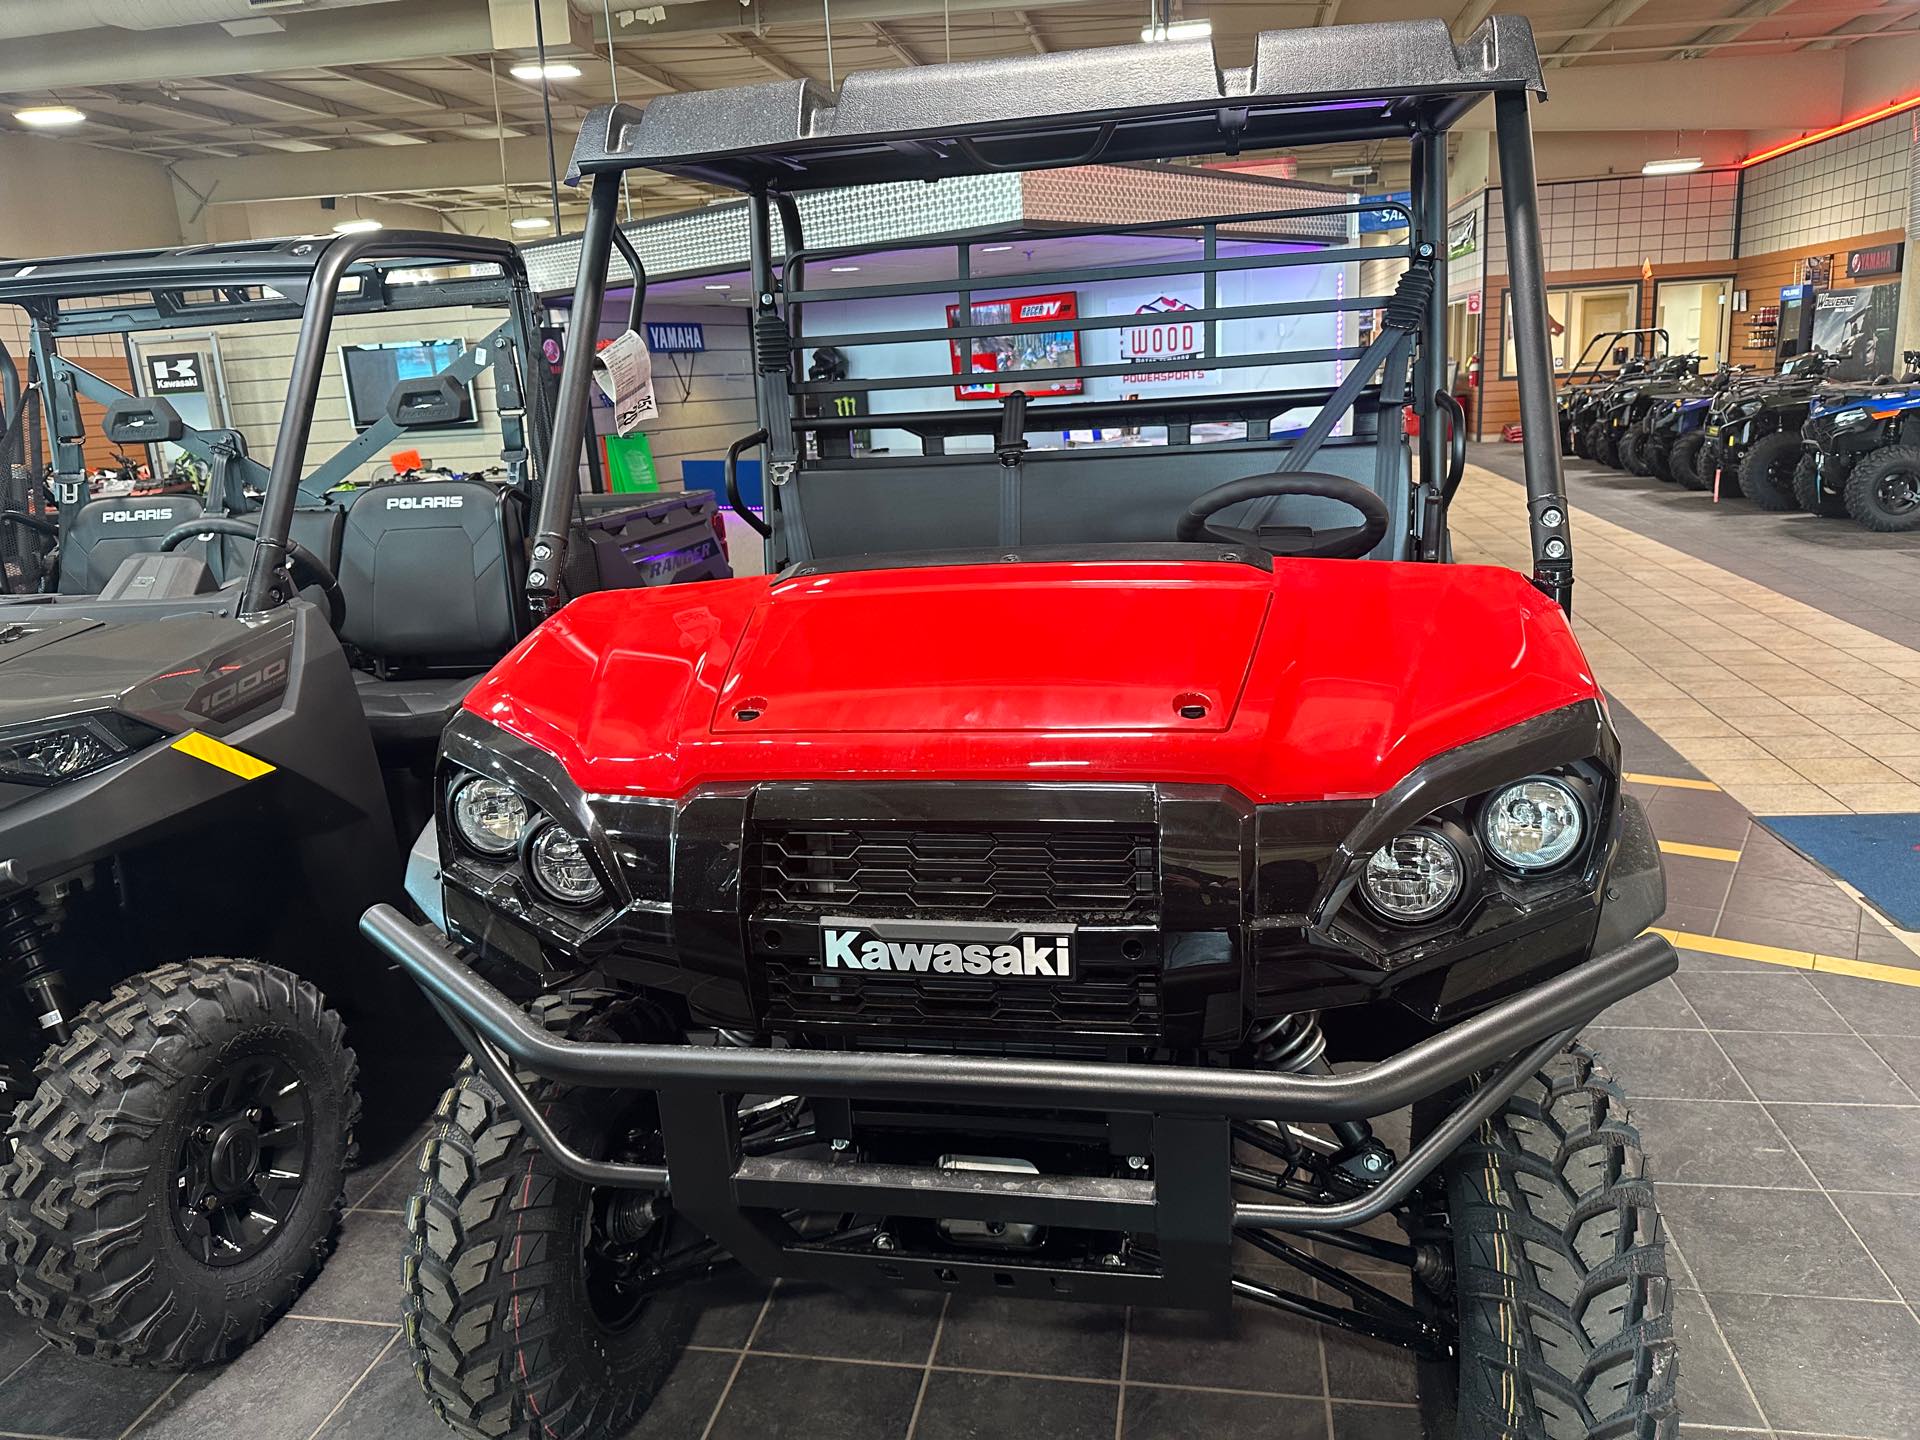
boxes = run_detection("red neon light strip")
[1742,91,1920,168]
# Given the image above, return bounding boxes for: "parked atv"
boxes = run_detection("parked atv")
[1555,327,1669,459]
[1643,388,1714,484]
[1696,351,1834,509]
[0,236,730,1369]
[360,19,1680,1440]
[1799,354,1920,531]
[1610,356,1704,476]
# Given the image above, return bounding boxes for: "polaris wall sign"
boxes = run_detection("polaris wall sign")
[818,920,1075,978]
[146,353,204,394]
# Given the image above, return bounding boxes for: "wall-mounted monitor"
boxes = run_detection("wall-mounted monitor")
[340,339,477,431]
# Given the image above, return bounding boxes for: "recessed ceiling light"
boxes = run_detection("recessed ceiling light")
[332,218,383,234]
[14,106,87,128]
[510,62,582,81]
[1141,19,1209,42]
[981,244,1014,253]
[829,265,861,273]
[510,216,552,231]
[1642,156,1704,175]
[362,133,430,147]
[256,137,332,152]
[704,282,732,290]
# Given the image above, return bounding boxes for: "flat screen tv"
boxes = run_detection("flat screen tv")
[946,291,1083,401]
[340,339,477,430]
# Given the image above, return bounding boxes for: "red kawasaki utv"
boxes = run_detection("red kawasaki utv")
[363,16,1679,1439]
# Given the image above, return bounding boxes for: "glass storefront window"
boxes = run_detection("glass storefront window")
[1654,278,1734,372]
[1500,282,1639,377]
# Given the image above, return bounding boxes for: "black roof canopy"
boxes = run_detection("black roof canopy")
[569,16,1544,193]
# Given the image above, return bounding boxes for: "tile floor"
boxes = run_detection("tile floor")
[1463,449,1920,817]
[4,447,1920,1439]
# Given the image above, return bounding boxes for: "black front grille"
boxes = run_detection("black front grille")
[753,824,1159,920]
[759,959,1161,1040]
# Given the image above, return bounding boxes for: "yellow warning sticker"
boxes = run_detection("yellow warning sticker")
[171,731,276,781]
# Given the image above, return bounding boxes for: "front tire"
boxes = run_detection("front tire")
[1618,427,1646,475]
[1843,444,1920,532]
[404,997,691,1440]
[0,959,358,1367]
[1738,430,1803,511]
[1421,1043,1676,1439]
[1668,432,1707,490]
[1794,452,1851,517]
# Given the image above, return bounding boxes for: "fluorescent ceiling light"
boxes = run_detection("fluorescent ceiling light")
[829,265,861,273]
[461,124,525,141]
[361,133,429,147]
[1642,157,1704,175]
[510,62,582,81]
[510,216,552,231]
[14,106,86,128]
[1329,165,1375,179]
[981,244,1014,252]
[704,282,732,289]
[1142,19,1210,42]
[332,218,383,234]
[255,138,332,152]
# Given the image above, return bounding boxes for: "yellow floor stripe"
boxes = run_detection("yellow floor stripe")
[1625,772,1721,792]
[171,731,276,781]
[1653,927,1920,989]
[1659,840,1743,863]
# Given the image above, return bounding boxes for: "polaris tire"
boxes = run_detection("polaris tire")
[1668,432,1707,491]
[1421,1042,1677,1440]
[0,959,358,1367]
[1644,436,1673,482]
[1618,427,1645,475]
[1793,453,1850,517]
[1738,430,1803,512]
[1588,423,1618,469]
[1844,444,1920,533]
[404,995,692,1440]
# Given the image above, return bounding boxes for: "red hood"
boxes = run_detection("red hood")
[464,558,1601,804]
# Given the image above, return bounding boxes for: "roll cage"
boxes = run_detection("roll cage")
[0,234,551,612]
[527,15,1575,609]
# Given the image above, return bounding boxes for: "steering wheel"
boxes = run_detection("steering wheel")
[1175,471,1392,560]
[159,517,346,631]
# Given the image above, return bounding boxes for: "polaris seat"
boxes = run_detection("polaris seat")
[334,478,526,745]
[58,495,209,594]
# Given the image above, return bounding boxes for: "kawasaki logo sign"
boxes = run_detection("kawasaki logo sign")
[817,919,1073,978]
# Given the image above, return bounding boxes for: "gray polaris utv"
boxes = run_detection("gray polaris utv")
[0,234,727,1367]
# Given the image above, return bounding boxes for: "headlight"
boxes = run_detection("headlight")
[0,712,163,786]
[451,776,531,856]
[1481,778,1584,872]
[1361,829,1465,922]
[527,824,605,906]
[1834,408,1869,429]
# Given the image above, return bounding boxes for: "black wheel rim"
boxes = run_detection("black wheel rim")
[1875,468,1920,516]
[171,1053,313,1267]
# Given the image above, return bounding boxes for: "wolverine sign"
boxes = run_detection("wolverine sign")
[816,919,1074,979]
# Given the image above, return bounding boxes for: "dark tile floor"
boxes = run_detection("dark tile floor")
[1470,444,1920,650]
[4,731,1917,1438]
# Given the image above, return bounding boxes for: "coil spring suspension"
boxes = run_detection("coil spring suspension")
[1,892,70,1043]
[1250,1012,1327,1072]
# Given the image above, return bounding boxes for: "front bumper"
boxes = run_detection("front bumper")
[361,904,1675,1307]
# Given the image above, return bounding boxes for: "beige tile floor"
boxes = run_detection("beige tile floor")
[1450,464,1920,816]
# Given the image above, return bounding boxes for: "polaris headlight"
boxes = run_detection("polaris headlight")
[451,776,532,856]
[1834,408,1870,429]
[0,712,163,786]
[1361,829,1465,922]
[527,824,605,906]
[1481,778,1585,872]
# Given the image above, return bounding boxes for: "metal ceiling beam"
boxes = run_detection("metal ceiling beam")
[209,75,353,119]
[1672,0,1799,61]
[606,51,695,94]
[598,0,1090,40]
[1019,12,1050,54]
[868,21,923,65]
[725,33,811,83]
[106,87,265,127]
[1804,7,1914,49]
[1544,0,1654,67]
[316,65,481,117]
[1450,0,1500,42]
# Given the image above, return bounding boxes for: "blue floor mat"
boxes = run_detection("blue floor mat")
[1758,812,1920,931]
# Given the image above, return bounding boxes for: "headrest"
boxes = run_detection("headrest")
[387,375,471,430]
[102,396,185,445]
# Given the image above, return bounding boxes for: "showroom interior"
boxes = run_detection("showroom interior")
[4,1,1920,1439]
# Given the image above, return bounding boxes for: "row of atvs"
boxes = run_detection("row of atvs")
[1557,343,1920,532]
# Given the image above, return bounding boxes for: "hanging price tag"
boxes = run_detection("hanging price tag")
[591,329,660,435]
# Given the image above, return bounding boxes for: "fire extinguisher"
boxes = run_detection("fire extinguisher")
[1466,354,1481,389]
